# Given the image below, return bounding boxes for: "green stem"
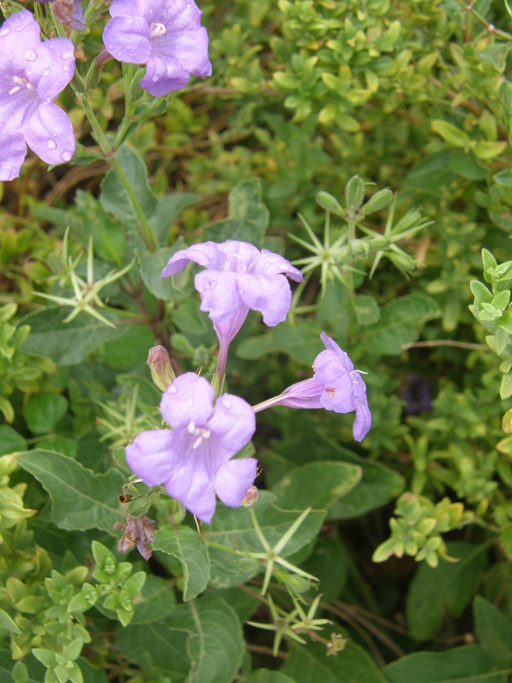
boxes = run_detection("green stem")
[79,91,112,157]
[80,92,158,251]
[110,155,159,251]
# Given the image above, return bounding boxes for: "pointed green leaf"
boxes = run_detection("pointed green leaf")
[152,526,211,601]
[271,461,361,511]
[17,450,124,533]
[474,596,512,666]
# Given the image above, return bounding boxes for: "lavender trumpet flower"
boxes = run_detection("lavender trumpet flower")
[253,333,372,442]
[125,373,257,523]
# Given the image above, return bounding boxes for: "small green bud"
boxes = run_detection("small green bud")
[363,187,393,215]
[316,191,343,215]
[345,176,365,210]
[147,345,176,392]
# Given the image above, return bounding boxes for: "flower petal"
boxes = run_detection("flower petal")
[103,15,151,64]
[209,393,256,454]
[0,132,27,181]
[0,12,41,71]
[154,27,211,77]
[140,55,190,96]
[259,249,304,282]
[163,449,217,523]
[215,458,258,508]
[125,429,176,486]
[160,373,214,429]
[237,272,293,326]
[275,378,324,409]
[161,241,222,277]
[25,102,75,165]
[34,39,75,102]
[195,270,241,323]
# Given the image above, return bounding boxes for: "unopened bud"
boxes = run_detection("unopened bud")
[147,345,175,392]
[241,485,259,508]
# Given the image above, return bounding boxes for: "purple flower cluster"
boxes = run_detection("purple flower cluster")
[0,10,75,181]
[103,0,212,96]
[125,240,372,526]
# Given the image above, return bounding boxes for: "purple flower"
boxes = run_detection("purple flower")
[103,0,212,97]
[125,373,257,523]
[0,11,75,181]
[36,0,85,32]
[162,240,304,380]
[254,333,372,442]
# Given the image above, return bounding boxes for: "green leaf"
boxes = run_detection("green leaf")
[0,426,27,456]
[265,428,404,518]
[0,608,21,634]
[25,393,68,434]
[206,492,326,588]
[363,294,441,356]
[152,526,211,601]
[474,596,512,666]
[281,634,386,683]
[129,576,176,625]
[98,325,155,370]
[271,461,362,511]
[448,150,487,180]
[237,321,322,364]
[100,145,157,229]
[354,295,381,326]
[17,450,124,533]
[247,672,297,683]
[137,240,186,301]
[117,595,244,683]
[431,120,469,147]
[302,535,349,602]
[21,308,125,365]
[494,169,512,187]
[406,542,489,641]
[383,645,498,683]
[206,179,269,245]
[473,141,507,160]
[151,193,200,245]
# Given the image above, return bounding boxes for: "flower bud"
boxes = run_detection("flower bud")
[147,345,175,392]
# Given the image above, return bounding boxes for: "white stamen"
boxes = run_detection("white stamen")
[9,75,34,96]
[149,22,167,38]
[187,422,211,449]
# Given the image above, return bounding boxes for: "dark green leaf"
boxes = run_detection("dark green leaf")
[271,461,361,511]
[153,526,211,601]
[130,575,177,625]
[363,294,441,356]
[17,450,124,533]
[100,145,157,228]
[206,179,269,245]
[247,671,297,683]
[0,425,27,456]
[474,596,512,666]
[206,492,326,588]
[383,645,499,683]
[117,595,243,683]
[406,542,489,641]
[281,634,386,683]
[237,321,322,364]
[151,193,199,245]
[25,393,68,434]
[138,241,186,301]
[21,308,125,365]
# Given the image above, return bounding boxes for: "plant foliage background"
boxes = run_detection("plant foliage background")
[3,0,512,681]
